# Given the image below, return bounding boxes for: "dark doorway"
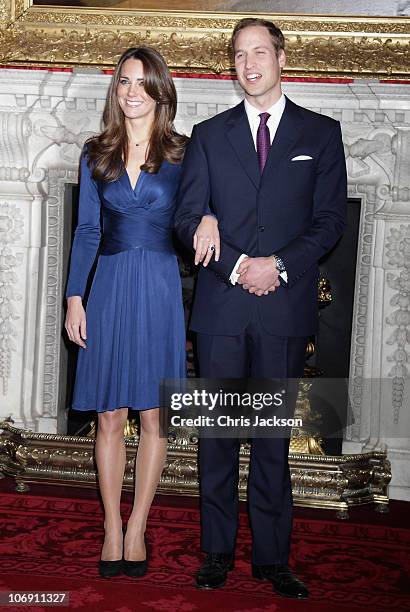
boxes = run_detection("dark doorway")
[311,198,361,453]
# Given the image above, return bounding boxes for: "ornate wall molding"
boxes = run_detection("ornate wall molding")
[42,172,72,423]
[346,186,376,441]
[0,203,24,396]
[385,224,410,424]
[0,68,107,432]
[0,1,409,78]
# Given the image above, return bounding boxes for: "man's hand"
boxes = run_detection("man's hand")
[237,256,280,296]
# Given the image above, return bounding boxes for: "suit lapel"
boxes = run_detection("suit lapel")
[225,102,260,190]
[224,98,304,187]
[262,97,304,179]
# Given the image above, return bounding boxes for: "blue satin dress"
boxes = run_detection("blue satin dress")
[66,151,186,412]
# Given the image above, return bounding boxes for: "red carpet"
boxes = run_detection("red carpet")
[0,487,409,612]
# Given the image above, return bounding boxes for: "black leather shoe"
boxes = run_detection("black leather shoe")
[196,552,234,589]
[252,564,309,599]
[123,534,148,578]
[98,559,123,578]
[123,557,147,577]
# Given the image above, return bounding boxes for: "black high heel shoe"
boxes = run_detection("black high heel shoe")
[123,534,148,578]
[99,531,124,578]
[98,559,123,578]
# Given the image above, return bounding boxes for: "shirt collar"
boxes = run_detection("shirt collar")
[244,93,286,125]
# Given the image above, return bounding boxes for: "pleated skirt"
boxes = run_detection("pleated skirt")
[71,247,186,412]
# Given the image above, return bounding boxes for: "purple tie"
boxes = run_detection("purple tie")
[256,112,271,173]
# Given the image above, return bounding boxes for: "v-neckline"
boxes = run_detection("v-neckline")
[125,168,143,192]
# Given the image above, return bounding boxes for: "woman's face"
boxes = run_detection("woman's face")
[116,58,157,123]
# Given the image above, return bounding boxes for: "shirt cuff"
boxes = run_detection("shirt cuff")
[279,271,288,283]
[229,253,248,285]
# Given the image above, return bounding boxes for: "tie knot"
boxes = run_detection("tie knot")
[259,112,270,126]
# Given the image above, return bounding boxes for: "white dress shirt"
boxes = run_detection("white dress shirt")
[229,94,288,285]
[244,93,286,148]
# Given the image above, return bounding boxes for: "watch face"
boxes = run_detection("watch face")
[276,257,285,272]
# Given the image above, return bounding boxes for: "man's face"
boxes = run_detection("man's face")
[234,25,285,108]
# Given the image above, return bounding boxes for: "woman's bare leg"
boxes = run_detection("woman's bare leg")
[95,407,128,560]
[124,408,167,561]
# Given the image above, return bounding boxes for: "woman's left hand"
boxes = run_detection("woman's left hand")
[193,215,220,267]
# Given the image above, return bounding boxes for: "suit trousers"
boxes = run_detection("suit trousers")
[196,306,307,565]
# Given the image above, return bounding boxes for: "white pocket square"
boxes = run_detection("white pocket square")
[291,155,313,161]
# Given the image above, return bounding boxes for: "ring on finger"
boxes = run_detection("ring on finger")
[208,245,215,251]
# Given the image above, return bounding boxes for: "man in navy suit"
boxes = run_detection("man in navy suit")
[175,18,346,599]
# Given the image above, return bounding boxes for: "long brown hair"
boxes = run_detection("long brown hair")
[87,47,188,181]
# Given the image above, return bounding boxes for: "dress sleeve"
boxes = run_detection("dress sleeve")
[66,150,101,298]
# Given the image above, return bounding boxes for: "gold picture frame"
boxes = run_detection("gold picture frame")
[0,0,409,77]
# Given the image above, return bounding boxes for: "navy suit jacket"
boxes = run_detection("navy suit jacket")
[174,96,347,337]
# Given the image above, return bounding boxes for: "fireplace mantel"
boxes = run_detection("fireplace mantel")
[0,69,409,500]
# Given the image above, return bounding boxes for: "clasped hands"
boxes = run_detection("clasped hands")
[237,256,280,296]
[193,215,280,296]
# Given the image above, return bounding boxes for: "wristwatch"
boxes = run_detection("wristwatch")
[273,255,286,274]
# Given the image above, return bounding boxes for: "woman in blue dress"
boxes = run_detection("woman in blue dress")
[65,47,219,578]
